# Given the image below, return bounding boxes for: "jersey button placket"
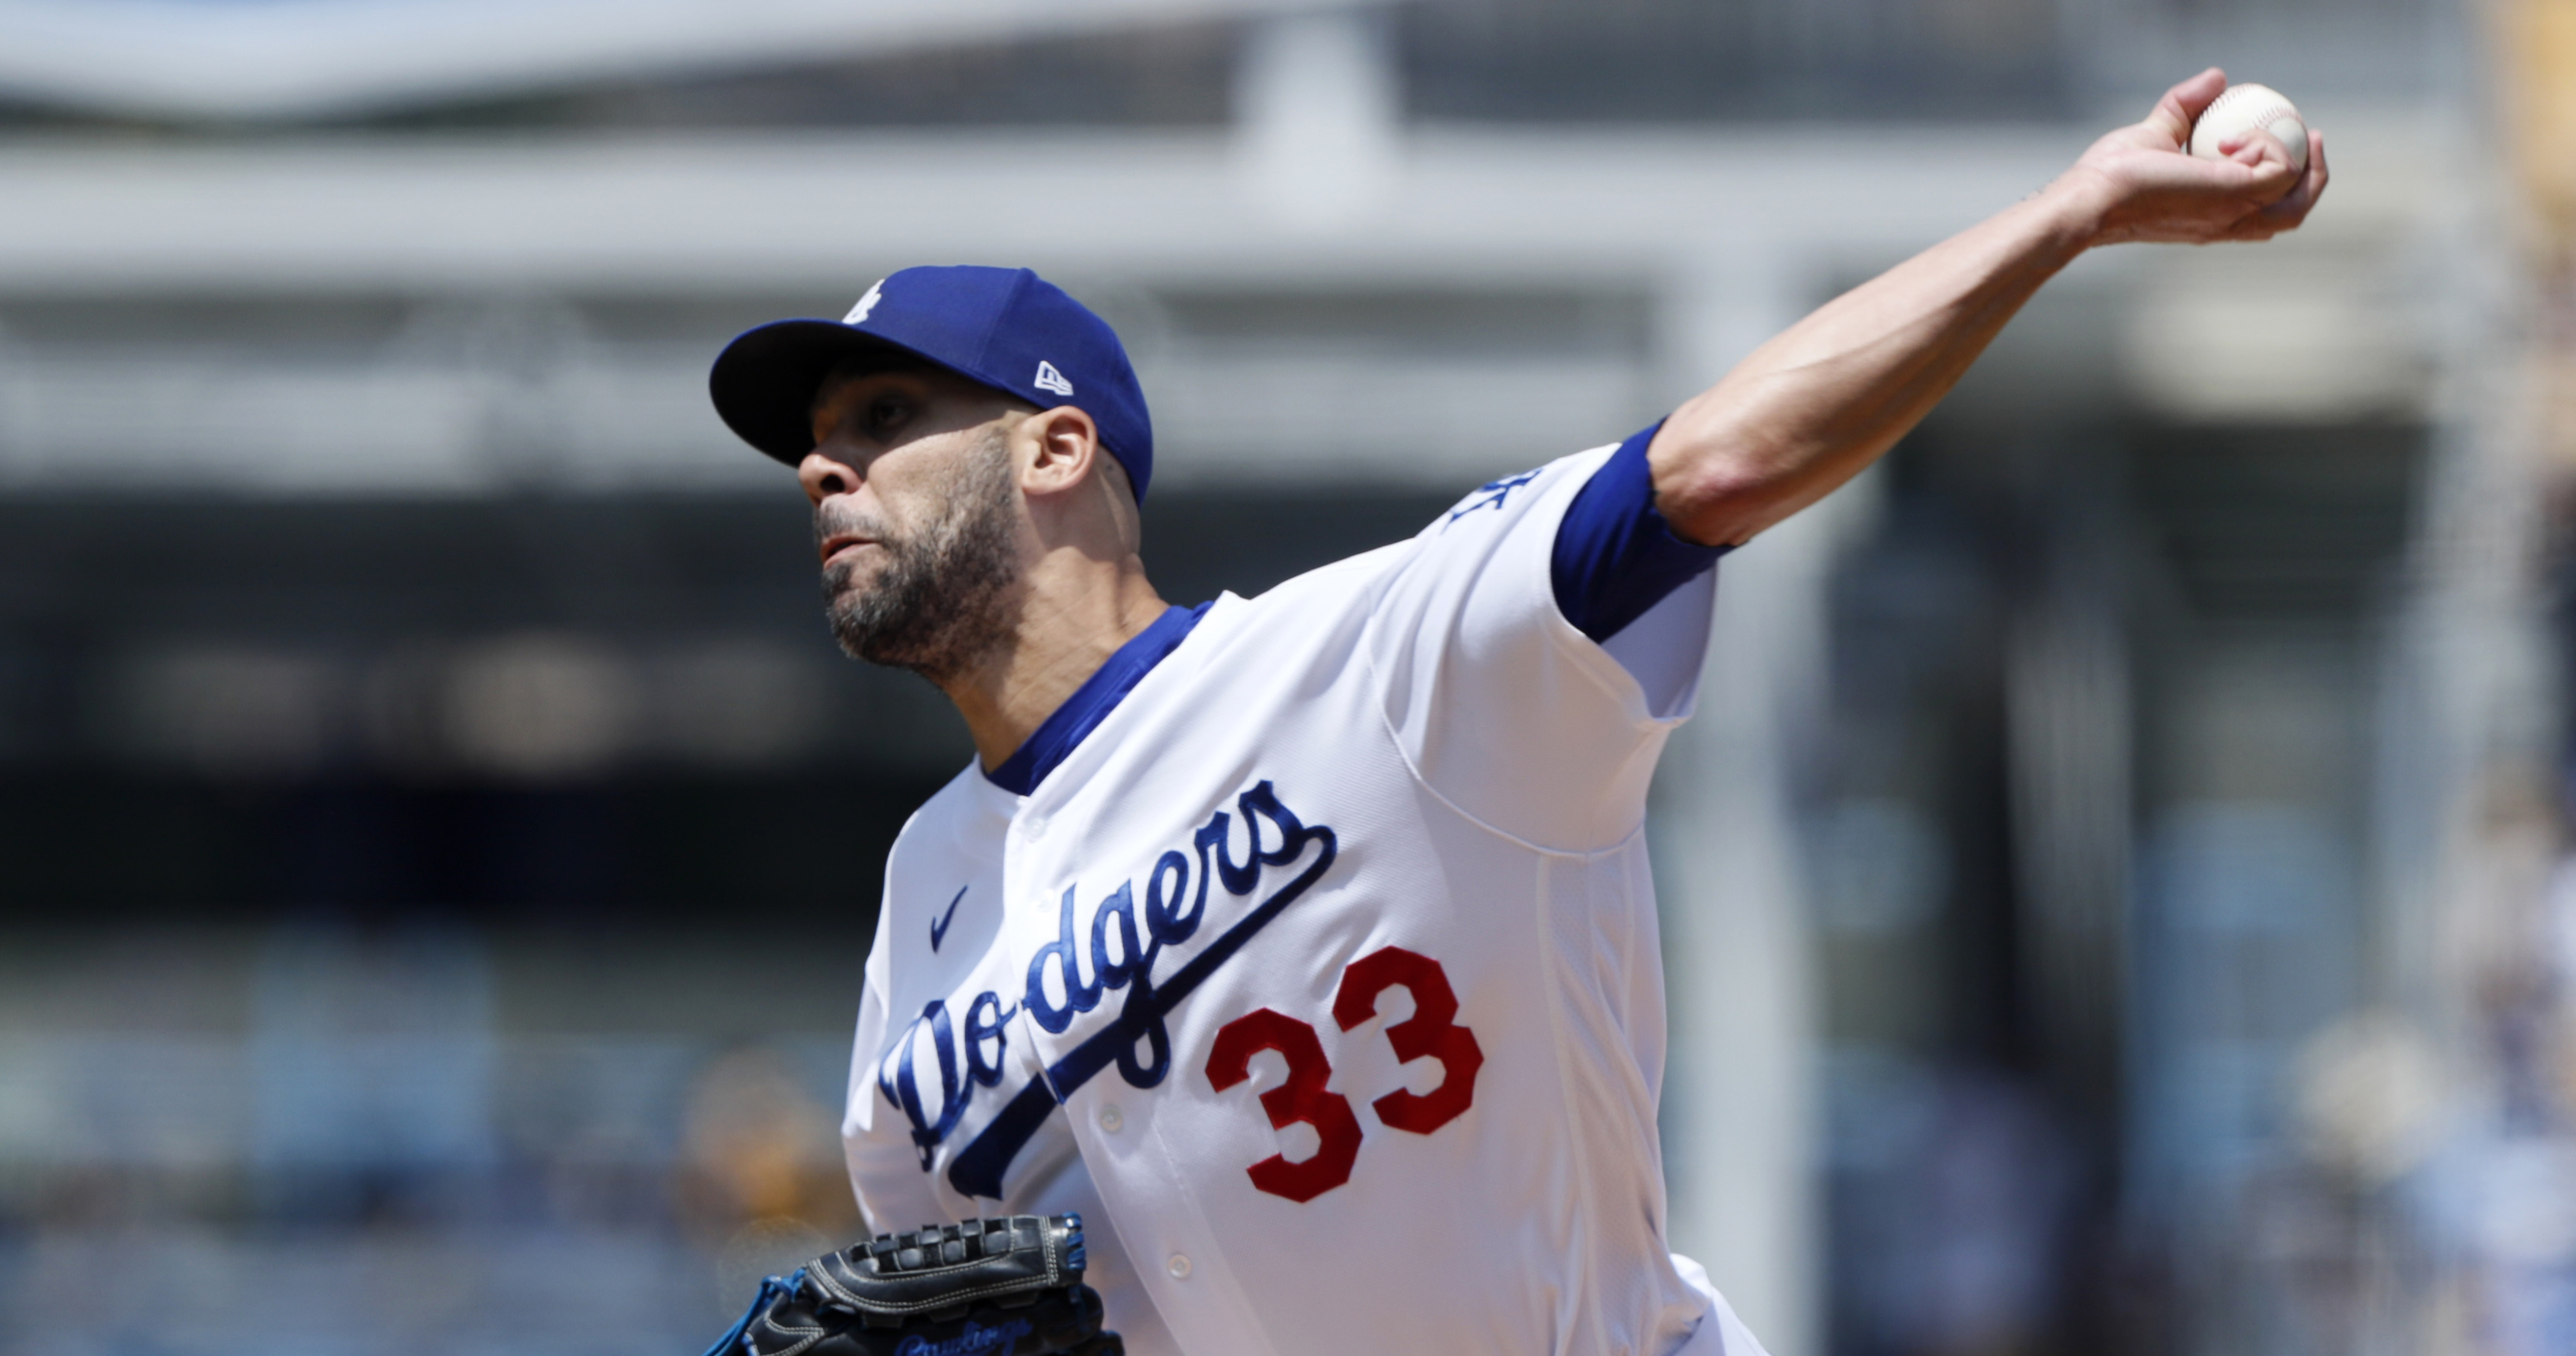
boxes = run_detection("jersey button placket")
[1098,1103,1123,1133]
[1166,1253,1191,1280]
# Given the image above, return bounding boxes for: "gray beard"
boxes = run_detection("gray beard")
[819,435,1022,683]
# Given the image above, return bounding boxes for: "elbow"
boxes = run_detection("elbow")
[1650,441,1794,549]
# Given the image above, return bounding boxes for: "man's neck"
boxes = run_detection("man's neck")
[939,555,1167,774]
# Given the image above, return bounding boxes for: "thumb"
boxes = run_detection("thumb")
[2145,67,2228,148]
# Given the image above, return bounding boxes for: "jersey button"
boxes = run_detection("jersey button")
[1098,1104,1123,1133]
[1167,1253,1191,1280]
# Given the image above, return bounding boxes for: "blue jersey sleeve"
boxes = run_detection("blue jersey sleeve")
[1550,421,1729,643]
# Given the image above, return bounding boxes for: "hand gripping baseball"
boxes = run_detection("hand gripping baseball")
[702,1214,1125,1356]
[2059,67,2329,247]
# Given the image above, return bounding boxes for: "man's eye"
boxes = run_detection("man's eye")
[866,399,910,434]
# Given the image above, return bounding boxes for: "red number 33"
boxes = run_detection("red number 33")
[1203,946,1485,1202]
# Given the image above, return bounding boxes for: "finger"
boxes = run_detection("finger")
[2253,129,2329,227]
[2236,193,2312,240]
[2219,207,2288,243]
[2146,68,2229,146]
[2182,147,2295,199]
[2221,128,2301,197]
[2220,127,2287,167]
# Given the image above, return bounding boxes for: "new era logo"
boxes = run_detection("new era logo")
[1033,361,1074,397]
[843,280,884,325]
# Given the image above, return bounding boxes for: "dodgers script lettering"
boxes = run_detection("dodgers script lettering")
[874,781,1339,1198]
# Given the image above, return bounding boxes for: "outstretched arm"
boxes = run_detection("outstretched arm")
[1649,68,2330,547]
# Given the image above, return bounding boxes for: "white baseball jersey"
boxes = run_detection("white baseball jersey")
[842,434,1769,1356]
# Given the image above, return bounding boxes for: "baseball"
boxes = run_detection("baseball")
[2189,81,2309,176]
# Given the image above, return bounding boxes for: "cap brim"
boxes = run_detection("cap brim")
[708,320,927,466]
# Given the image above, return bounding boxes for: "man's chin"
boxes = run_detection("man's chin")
[829,601,927,669]
[822,556,886,595]
[829,622,891,666]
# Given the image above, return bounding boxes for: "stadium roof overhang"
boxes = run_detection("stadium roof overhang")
[0,0,1377,121]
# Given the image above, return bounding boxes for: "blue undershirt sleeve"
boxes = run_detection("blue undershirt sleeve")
[1550,420,1730,643]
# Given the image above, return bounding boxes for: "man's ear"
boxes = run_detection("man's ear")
[1018,405,1104,498]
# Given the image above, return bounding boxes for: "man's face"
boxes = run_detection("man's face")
[803,363,1028,679]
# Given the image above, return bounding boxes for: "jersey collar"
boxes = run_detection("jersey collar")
[985,601,1211,795]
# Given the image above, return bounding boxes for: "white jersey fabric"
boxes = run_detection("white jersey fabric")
[842,442,1767,1356]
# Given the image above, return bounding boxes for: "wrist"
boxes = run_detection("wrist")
[2032,169,2117,256]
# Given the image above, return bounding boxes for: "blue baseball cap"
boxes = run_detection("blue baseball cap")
[708,265,1156,499]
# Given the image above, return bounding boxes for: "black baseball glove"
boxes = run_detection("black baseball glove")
[701,1214,1123,1356]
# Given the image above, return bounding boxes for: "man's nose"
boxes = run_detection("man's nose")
[799,447,862,506]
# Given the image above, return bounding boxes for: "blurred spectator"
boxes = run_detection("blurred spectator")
[1830,1059,2078,1356]
[249,922,496,1224]
[679,1045,853,1230]
[2418,770,2576,1355]
[680,1045,864,1304]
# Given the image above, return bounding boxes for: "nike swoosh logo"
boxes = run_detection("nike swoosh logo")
[929,885,966,952]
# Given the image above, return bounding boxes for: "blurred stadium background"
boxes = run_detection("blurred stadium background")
[0,0,2566,1353]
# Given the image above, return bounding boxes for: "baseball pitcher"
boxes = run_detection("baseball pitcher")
[697,71,2323,1356]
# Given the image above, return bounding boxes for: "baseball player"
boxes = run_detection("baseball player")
[704,71,2322,1356]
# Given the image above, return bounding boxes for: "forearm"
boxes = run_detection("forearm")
[1649,180,2105,546]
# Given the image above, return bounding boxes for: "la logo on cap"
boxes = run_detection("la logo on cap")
[844,280,885,325]
[1033,361,1074,397]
